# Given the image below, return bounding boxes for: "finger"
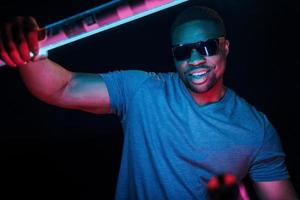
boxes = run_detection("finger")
[3,23,26,65]
[24,16,40,56]
[14,18,30,62]
[0,36,16,67]
[18,34,30,62]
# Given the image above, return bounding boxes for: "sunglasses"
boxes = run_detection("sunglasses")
[172,37,225,61]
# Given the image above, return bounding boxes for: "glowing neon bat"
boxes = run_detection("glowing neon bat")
[0,0,188,67]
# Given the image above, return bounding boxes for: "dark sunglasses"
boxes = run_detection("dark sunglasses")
[172,37,224,61]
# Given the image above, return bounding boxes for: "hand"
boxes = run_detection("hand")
[0,16,40,67]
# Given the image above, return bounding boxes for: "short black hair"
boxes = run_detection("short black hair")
[171,6,226,36]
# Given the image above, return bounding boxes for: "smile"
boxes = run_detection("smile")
[187,68,211,84]
[189,68,210,77]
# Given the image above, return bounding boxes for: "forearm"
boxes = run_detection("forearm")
[254,180,299,200]
[19,58,73,104]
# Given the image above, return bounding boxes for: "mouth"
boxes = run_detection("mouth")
[186,67,212,84]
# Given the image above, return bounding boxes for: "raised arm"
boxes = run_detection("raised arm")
[0,17,111,114]
[19,59,111,114]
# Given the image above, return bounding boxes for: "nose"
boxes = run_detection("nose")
[188,49,206,66]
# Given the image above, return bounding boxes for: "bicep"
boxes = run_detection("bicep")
[253,179,298,200]
[59,72,111,114]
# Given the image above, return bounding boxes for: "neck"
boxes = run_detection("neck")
[190,79,225,105]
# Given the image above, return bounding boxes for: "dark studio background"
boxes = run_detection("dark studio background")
[0,0,299,199]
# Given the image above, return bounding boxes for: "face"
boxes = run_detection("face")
[172,20,229,94]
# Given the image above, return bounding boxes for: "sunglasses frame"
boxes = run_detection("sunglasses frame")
[172,37,225,61]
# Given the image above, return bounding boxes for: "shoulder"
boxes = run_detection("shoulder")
[228,89,270,130]
[102,70,152,80]
[100,70,177,99]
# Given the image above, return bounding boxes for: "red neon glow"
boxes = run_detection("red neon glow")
[224,173,237,186]
[207,176,219,189]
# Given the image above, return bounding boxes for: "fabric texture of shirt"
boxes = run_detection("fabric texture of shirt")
[101,70,289,200]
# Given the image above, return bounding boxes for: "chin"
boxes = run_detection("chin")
[188,79,217,94]
[189,86,211,94]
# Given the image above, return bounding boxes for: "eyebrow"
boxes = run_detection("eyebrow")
[172,37,224,48]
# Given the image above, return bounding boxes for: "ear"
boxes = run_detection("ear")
[224,39,230,56]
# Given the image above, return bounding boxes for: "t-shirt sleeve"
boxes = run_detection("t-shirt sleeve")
[249,116,290,182]
[100,70,151,117]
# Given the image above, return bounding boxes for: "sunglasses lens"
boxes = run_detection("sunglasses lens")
[173,39,220,61]
[197,40,218,56]
[173,45,191,61]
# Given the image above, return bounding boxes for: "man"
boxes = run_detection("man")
[0,5,298,200]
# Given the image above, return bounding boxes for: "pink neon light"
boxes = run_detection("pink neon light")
[145,0,172,9]
[38,0,185,52]
[239,183,250,200]
[117,4,134,19]
[41,31,67,46]
[131,1,147,14]
[96,10,119,27]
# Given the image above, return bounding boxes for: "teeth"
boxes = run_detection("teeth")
[191,70,208,76]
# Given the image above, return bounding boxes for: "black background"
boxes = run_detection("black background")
[0,0,299,199]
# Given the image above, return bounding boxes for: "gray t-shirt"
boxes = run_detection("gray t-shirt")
[101,70,289,200]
